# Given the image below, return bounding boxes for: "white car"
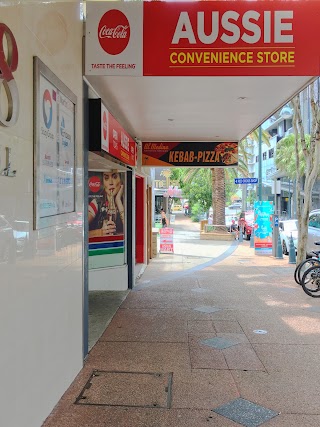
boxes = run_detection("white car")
[307,209,320,252]
[279,219,298,255]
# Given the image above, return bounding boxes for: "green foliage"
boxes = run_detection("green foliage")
[225,175,238,205]
[169,139,254,215]
[247,191,256,207]
[275,133,310,179]
[171,168,212,215]
[190,202,203,222]
[186,169,212,213]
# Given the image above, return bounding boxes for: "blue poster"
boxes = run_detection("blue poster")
[254,201,274,255]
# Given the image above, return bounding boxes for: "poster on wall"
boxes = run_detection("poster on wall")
[254,201,274,255]
[34,57,77,230]
[88,170,126,269]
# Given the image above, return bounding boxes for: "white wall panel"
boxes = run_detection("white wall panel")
[0,3,84,427]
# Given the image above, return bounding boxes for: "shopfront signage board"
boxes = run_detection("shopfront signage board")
[85,1,320,77]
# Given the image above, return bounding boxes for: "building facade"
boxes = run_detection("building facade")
[0,4,152,427]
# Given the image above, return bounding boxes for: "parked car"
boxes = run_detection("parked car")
[307,209,320,253]
[238,210,254,240]
[279,219,298,255]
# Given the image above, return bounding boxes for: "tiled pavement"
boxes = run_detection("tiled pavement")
[43,214,320,427]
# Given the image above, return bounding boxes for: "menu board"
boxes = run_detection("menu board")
[159,227,174,254]
[34,58,77,229]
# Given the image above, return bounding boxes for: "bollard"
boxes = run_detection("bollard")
[288,234,296,264]
[239,227,243,242]
[250,233,254,248]
[276,234,283,259]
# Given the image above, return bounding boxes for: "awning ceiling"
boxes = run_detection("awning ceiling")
[86,74,314,144]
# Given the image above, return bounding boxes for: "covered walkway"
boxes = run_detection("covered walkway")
[43,214,320,427]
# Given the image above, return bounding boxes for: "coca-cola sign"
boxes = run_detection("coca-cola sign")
[88,176,101,193]
[98,9,130,55]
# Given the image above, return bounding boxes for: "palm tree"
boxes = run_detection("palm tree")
[171,131,270,228]
[211,168,225,226]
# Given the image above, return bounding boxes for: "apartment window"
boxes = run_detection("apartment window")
[268,148,274,158]
[255,155,259,162]
[263,152,267,160]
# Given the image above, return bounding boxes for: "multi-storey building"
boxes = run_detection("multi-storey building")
[250,87,320,217]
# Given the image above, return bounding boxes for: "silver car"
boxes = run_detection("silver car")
[279,219,298,255]
[307,209,320,253]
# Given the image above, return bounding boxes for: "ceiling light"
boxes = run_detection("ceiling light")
[168,118,174,122]
[237,96,247,100]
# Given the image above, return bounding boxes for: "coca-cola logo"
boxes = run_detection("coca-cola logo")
[89,176,101,193]
[102,110,107,140]
[98,9,130,55]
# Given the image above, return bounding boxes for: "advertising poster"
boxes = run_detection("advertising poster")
[160,227,174,254]
[39,75,59,217]
[254,201,274,255]
[142,141,238,167]
[88,170,126,269]
[34,57,76,230]
[57,91,75,214]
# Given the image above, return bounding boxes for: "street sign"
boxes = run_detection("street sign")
[234,178,258,184]
[274,215,279,227]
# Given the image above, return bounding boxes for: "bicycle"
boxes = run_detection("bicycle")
[294,242,320,286]
[301,264,320,297]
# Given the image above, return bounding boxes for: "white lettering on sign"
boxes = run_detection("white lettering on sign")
[121,132,129,150]
[99,25,129,40]
[171,10,293,45]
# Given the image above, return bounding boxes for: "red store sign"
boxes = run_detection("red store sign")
[86,1,320,77]
[89,99,137,167]
[108,112,136,167]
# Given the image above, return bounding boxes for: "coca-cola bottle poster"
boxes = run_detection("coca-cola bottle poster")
[88,170,126,269]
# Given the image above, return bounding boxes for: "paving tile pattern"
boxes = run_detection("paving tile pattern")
[213,398,278,427]
[42,215,320,427]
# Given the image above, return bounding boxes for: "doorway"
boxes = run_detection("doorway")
[135,176,145,264]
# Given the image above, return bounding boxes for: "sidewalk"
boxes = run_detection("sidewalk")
[43,214,320,427]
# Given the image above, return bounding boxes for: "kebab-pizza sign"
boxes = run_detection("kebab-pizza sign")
[142,141,238,167]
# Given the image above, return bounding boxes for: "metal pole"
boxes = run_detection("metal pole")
[258,126,262,201]
[288,179,291,219]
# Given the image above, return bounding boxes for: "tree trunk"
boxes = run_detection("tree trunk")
[292,87,320,264]
[212,168,226,227]
[211,167,216,221]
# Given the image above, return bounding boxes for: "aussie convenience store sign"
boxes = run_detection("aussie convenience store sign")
[85,1,320,77]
